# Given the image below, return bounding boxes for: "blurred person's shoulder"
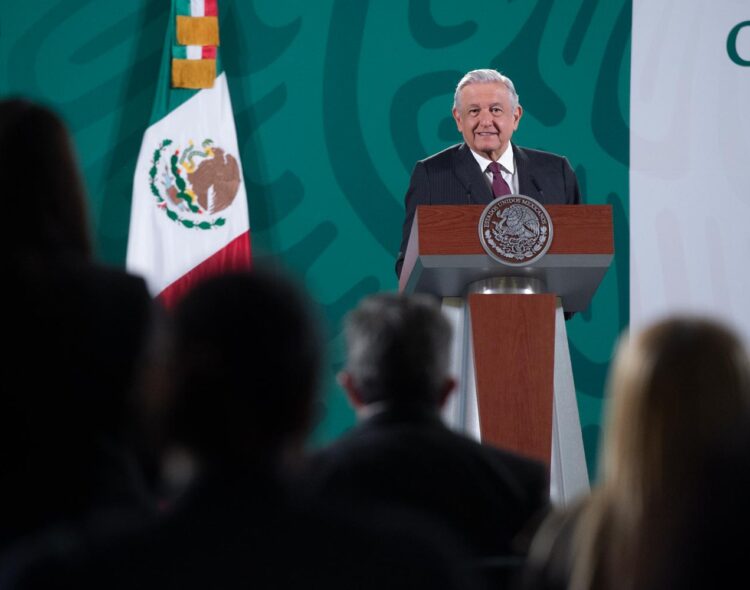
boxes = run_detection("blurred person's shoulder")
[521,500,587,590]
[295,486,487,590]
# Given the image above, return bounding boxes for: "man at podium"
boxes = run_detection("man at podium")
[396,68,581,277]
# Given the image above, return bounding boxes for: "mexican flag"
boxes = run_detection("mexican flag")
[127,0,251,307]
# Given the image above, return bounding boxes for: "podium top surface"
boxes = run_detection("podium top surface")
[399,204,614,312]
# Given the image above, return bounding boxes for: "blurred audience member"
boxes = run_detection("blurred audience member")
[307,293,549,586]
[523,317,750,590]
[0,97,155,590]
[0,99,155,559]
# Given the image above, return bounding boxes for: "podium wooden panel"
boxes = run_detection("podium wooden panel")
[469,294,555,464]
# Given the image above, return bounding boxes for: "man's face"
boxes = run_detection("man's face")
[452,82,522,161]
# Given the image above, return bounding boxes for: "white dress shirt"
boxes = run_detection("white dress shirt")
[469,144,518,195]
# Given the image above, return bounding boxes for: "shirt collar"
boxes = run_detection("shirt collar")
[469,143,515,174]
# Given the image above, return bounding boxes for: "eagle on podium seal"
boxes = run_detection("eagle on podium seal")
[478,195,554,266]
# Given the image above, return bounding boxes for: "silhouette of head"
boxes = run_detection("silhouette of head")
[0,98,91,263]
[170,269,322,462]
[341,293,453,408]
[603,316,750,502]
[567,317,750,590]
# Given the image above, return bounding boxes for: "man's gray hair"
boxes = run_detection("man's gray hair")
[344,293,452,405]
[453,69,520,111]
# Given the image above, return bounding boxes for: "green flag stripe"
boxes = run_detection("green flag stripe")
[172,45,187,59]
[176,0,191,16]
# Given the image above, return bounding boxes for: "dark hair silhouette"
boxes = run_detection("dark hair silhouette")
[170,269,322,462]
[0,98,92,263]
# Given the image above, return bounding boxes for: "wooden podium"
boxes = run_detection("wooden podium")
[399,204,613,504]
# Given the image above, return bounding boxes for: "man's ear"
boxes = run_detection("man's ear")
[438,376,457,408]
[337,371,365,410]
[452,107,462,132]
[513,104,523,129]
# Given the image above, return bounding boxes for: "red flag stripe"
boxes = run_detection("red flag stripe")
[204,0,218,16]
[202,45,217,59]
[157,231,251,309]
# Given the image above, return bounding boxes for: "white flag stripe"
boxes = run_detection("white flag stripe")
[186,45,202,60]
[190,0,205,17]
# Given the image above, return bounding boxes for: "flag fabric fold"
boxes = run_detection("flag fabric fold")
[127,0,250,306]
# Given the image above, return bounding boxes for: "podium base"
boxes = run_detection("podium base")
[441,296,589,507]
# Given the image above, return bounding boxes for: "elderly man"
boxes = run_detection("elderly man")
[396,68,580,276]
[309,294,549,570]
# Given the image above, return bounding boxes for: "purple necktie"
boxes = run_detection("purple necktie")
[488,161,511,197]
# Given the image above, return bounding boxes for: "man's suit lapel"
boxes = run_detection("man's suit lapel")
[514,145,542,200]
[452,143,493,204]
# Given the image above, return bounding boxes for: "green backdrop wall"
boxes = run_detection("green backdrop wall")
[1,0,630,477]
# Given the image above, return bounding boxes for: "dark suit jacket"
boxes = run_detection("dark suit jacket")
[307,404,550,560]
[397,143,581,276]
